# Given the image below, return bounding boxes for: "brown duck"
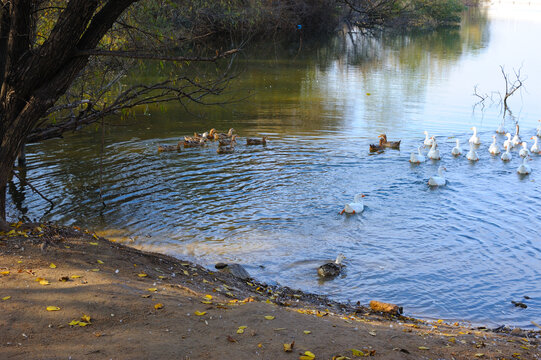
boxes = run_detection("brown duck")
[158,144,180,152]
[218,134,238,146]
[246,136,268,145]
[183,138,205,148]
[214,128,235,141]
[217,144,235,154]
[369,137,385,152]
[379,134,401,149]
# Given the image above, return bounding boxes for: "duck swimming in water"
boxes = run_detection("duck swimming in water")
[246,136,268,145]
[428,166,447,187]
[451,139,462,156]
[496,120,506,134]
[469,126,481,145]
[369,138,385,152]
[378,134,401,149]
[340,193,365,215]
[488,135,501,155]
[214,128,235,140]
[218,134,237,146]
[410,146,426,163]
[531,136,540,154]
[517,157,532,175]
[501,144,512,162]
[511,124,521,147]
[423,131,434,147]
[427,138,440,160]
[317,254,345,278]
[466,142,479,161]
[158,144,180,152]
[519,142,529,158]
[503,133,513,150]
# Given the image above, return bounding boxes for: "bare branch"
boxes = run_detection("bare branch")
[76,48,240,62]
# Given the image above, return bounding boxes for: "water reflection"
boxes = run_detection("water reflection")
[8,7,541,328]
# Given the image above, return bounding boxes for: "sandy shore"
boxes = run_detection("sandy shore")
[1,223,539,359]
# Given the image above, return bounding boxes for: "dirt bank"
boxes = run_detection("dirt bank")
[1,223,539,359]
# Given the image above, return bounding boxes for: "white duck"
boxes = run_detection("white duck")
[410,146,426,164]
[496,120,506,134]
[469,126,481,145]
[517,157,531,175]
[531,136,540,154]
[503,133,513,150]
[466,143,479,161]
[423,131,434,147]
[428,166,447,187]
[519,142,529,158]
[511,124,521,147]
[501,144,512,162]
[488,135,501,155]
[451,139,462,156]
[340,194,365,215]
[427,138,440,160]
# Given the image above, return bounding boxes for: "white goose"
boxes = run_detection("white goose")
[531,136,540,154]
[488,135,501,155]
[466,142,479,161]
[501,144,512,162]
[517,157,532,175]
[469,126,481,145]
[427,138,440,160]
[511,124,521,147]
[496,120,506,134]
[503,133,513,150]
[410,146,426,164]
[340,194,365,215]
[423,131,434,147]
[519,142,529,158]
[451,139,462,156]
[428,166,447,187]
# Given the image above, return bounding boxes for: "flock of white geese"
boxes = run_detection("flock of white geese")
[341,120,541,214]
[411,120,541,186]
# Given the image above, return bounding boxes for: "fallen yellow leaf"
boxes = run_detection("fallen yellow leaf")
[68,320,80,326]
[147,288,157,292]
[418,346,430,350]
[264,315,275,320]
[2,296,11,301]
[182,270,189,276]
[96,260,104,264]
[204,294,213,300]
[351,349,365,356]
[0,271,10,275]
[238,326,247,329]
[91,269,100,272]
[78,322,89,327]
[81,314,91,322]
[200,300,212,304]
[437,319,444,323]
[49,263,57,269]
[299,350,316,360]
[46,306,61,311]
[237,328,244,334]
[474,354,484,358]
[154,303,164,310]
[303,330,311,334]
[40,279,50,285]
[70,275,82,279]
[194,311,206,316]
[89,242,98,246]
[283,341,294,352]
[137,273,147,277]
[17,260,22,263]
[158,276,165,279]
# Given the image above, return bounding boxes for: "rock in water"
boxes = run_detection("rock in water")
[215,263,251,280]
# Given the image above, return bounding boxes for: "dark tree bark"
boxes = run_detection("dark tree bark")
[0,0,138,224]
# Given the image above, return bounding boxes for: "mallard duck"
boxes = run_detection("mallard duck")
[217,144,235,154]
[428,166,446,187]
[369,138,385,152]
[469,127,481,145]
[218,134,238,146]
[427,138,440,160]
[378,134,401,149]
[214,128,235,140]
[501,144,512,161]
[531,136,540,154]
[340,193,365,215]
[517,156,531,175]
[410,146,426,163]
[488,135,501,155]
[423,131,434,147]
[317,254,345,278]
[183,138,205,148]
[451,139,462,156]
[511,124,521,147]
[246,136,268,145]
[466,142,479,161]
[503,133,513,150]
[158,144,180,152]
[519,142,529,158]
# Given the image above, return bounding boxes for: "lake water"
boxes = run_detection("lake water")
[8,4,541,328]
